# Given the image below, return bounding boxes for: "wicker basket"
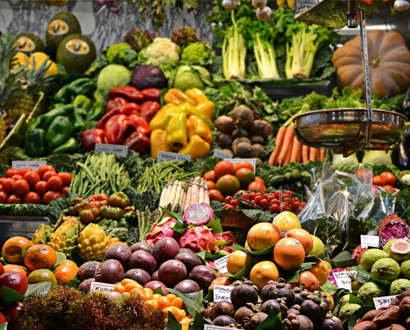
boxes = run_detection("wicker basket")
[222,212,256,229]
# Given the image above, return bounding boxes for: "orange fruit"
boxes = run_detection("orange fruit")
[157,296,171,310]
[227,250,251,275]
[171,297,184,309]
[3,264,29,277]
[54,263,78,284]
[143,288,154,300]
[273,238,305,271]
[297,271,319,292]
[58,260,78,269]
[310,259,330,285]
[144,299,158,309]
[249,261,279,291]
[2,236,32,264]
[247,223,281,251]
[163,306,181,320]
[23,244,57,272]
[166,294,178,302]
[286,228,314,255]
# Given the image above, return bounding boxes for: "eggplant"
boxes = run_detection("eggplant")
[404,126,410,145]
[400,87,410,119]
[393,139,410,170]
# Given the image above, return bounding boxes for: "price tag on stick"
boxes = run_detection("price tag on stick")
[95,144,128,157]
[89,282,115,293]
[361,235,379,249]
[213,285,233,303]
[373,295,398,310]
[214,255,230,275]
[157,152,191,164]
[12,161,47,171]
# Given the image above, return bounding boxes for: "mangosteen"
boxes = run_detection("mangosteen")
[287,305,301,316]
[232,128,248,139]
[212,315,237,327]
[215,116,234,134]
[234,306,254,325]
[266,283,296,308]
[234,142,252,158]
[285,314,314,330]
[218,134,233,149]
[231,283,259,309]
[320,315,343,330]
[250,135,265,145]
[295,293,305,305]
[300,299,327,324]
[231,106,254,129]
[211,301,235,320]
[251,144,266,159]
[260,299,282,315]
[243,312,268,330]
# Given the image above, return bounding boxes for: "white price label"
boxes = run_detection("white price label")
[214,255,230,275]
[224,159,256,173]
[12,161,47,171]
[204,325,233,330]
[333,271,357,292]
[95,144,128,157]
[373,295,397,310]
[213,150,233,159]
[213,285,233,303]
[89,282,115,293]
[157,152,191,164]
[361,235,380,249]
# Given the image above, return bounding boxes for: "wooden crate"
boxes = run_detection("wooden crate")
[222,212,256,230]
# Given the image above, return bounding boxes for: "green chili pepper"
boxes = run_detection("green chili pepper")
[51,137,79,154]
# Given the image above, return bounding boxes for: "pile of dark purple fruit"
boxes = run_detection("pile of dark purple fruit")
[76,237,216,294]
[201,278,343,330]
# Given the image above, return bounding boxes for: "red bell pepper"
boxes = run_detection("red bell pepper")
[97,107,122,130]
[140,101,161,123]
[108,86,145,103]
[118,103,140,116]
[141,89,161,102]
[129,114,151,135]
[106,97,128,113]
[82,129,107,152]
[105,114,138,145]
[124,132,151,156]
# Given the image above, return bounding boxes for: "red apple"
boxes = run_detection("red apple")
[2,301,23,329]
[0,272,28,296]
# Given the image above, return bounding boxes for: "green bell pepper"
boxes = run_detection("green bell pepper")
[25,129,46,157]
[28,115,47,131]
[51,137,79,154]
[68,78,97,96]
[73,112,85,132]
[53,84,72,104]
[45,116,73,149]
[72,95,92,117]
[86,102,104,121]
[42,105,74,130]
[49,103,66,111]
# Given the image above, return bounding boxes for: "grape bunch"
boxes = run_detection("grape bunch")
[223,190,306,213]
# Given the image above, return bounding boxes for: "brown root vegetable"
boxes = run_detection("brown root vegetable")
[215,116,235,134]
[251,120,273,139]
[391,324,407,330]
[231,106,254,129]
[234,142,252,158]
[232,128,248,139]
[361,309,385,321]
[219,134,233,149]
[251,144,266,159]
[232,137,251,149]
[250,136,265,145]
[373,307,401,328]
[351,321,377,330]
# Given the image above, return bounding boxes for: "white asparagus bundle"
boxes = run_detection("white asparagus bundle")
[159,179,174,208]
[178,181,187,211]
[168,181,179,209]
[190,176,201,206]
[183,177,195,211]
[172,181,187,212]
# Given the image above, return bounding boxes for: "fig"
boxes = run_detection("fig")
[389,239,410,262]
[351,321,377,330]
[399,296,410,317]
[211,301,235,320]
[234,142,252,158]
[234,306,254,325]
[232,137,251,149]
[215,115,234,134]
[123,268,151,286]
[151,270,159,281]
[130,241,153,254]
[250,136,265,145]
[152,237,180,264]
[144,280,169,295]
[219,134,233,149]
[189,266,216,292]
[158,260,187,287]
[244,312,267,330]
[78,278,95,293]
[104,244,132,269]
[231,283,259,309]
[320,315,343,330]
[300,299,327,324]
[77,261,100,280]
[128,250,157,275]
[231,106,254,129]
[213,315,237,327]
[175,252,202,273]
[251,120,273,140]
[174,279,201,293]
[95,259,124,284]
[251,144,266,159]
[232,128,248,139]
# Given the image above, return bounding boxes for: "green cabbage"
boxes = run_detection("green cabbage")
[97,64,131,92]
[169,65,212,92]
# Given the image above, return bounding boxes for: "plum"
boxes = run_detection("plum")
[151,270,159,281]
[128,250,156,274]
[94,259,124,284]
[175,252,202,273]
[77,261,100,281]
[152,237,180,264]
[144,281,169,295]
[123,268,151,286]
[189,266,216,292]
[174,279,201,294]
[104,244,132,269]
[158,260,187,287]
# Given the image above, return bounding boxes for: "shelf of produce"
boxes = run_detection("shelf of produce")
[0,216,48,247]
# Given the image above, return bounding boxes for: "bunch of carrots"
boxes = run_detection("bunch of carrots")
[268,124,326,166]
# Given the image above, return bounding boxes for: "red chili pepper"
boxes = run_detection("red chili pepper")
[105,114,137,144]
[140,101,161,123]
[124,132,151,156]
[81,129,107,153]
[97,107,122,130]
[129,114,151,135]
[119,103,140,116]
[108,86,145,103]
[141,89,161,102]
[106,97,128,113]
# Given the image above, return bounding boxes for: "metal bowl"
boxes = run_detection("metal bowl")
[294,108,407,155]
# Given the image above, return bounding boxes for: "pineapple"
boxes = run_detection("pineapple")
[77,223,114,262]
[48,217,83,259]
[32,223,53,245]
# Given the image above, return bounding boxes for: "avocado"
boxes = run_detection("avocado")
[46,11,81,51]
[56,34,96,74]
[15,33,46,54]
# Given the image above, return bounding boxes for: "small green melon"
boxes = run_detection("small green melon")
[46,11,81,51]
[15,32,46,54]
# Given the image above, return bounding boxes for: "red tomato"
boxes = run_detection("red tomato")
[248,181,267,192]
[11,175,23,181]
[380,172,397,187]
[2,178,15,194]
[214,161,235,179]
[12,180,30,196]
[36,165,56,179]
[0,185,2,192]
[43,171,56,182]
[382,185,396,193]
[7,195,23,204]
[24,192,42,204]
[19,168,33,176]
[355,169,372,182]
[254,176,265,184]
[203,171,217,182]
[46,176,62,192]
[208,189,224,202]
[207,181,217,190]
[233,161,254,173]
[5,168,19,178]
[42,191,61,205]
[60,187,70,196]
[0,191,8,204]
[23,172,40,187]
[57,172,72,186]
[0,177,6,186]
[34,181,48,196]
[373,175,387,186]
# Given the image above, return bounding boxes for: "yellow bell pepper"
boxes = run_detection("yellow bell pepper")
[185,88,214,120]
[149,104,181,131]
[150,129,171,158]
[179,135,210,160]
[164,89,196,106]
[166,112,188,151]
[181,104,214,129]
[187,115,213,144]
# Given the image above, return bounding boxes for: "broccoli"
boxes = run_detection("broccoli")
[181,42,212,64]
[106,43,133,64]
[171,26,198,48]
[123,28,155,52]
[138,38,181,66]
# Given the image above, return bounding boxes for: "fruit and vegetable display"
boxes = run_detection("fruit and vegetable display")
[1,0,410,330]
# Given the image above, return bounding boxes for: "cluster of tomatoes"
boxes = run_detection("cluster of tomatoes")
[355,169,398,193]
[223,189,306,213]
[0,165,72,205]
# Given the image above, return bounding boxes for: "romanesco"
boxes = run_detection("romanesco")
[139,38,180,66]
[106,43,132,64]
[181,42,211,64]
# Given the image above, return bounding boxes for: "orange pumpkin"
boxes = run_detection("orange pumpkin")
[332,30,410,98]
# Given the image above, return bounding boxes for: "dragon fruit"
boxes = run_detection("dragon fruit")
[379,220,410,247]
[178,226,223,252]
[328,268,350,286]
[145,217,178,247]
[351,244,368,266]
[184,203,215,226]
[214,231,237,246]
[378,213,406,234]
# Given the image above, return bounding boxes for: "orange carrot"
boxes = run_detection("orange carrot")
[290,136,302,163]
[277,124,295,166]
[309,147,318,162]
[283,139,293,166]
[320,149,326,161]
[302,145,309,164]
[268,126,287,166]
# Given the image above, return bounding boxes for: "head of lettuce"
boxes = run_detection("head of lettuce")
[97,64,131,92]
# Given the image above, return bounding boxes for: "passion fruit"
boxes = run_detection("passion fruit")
[211,301,235,320]
[230,283,259,309]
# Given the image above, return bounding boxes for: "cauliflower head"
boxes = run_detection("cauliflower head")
[181,42,212,64]
[106,43,132,64]
[141,38,181,66]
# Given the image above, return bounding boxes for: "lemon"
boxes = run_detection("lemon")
[309,235,326,259]
[28,269,57,286]
[272,211,301,232]
[12,52,29,68]
[46,62,58,75]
